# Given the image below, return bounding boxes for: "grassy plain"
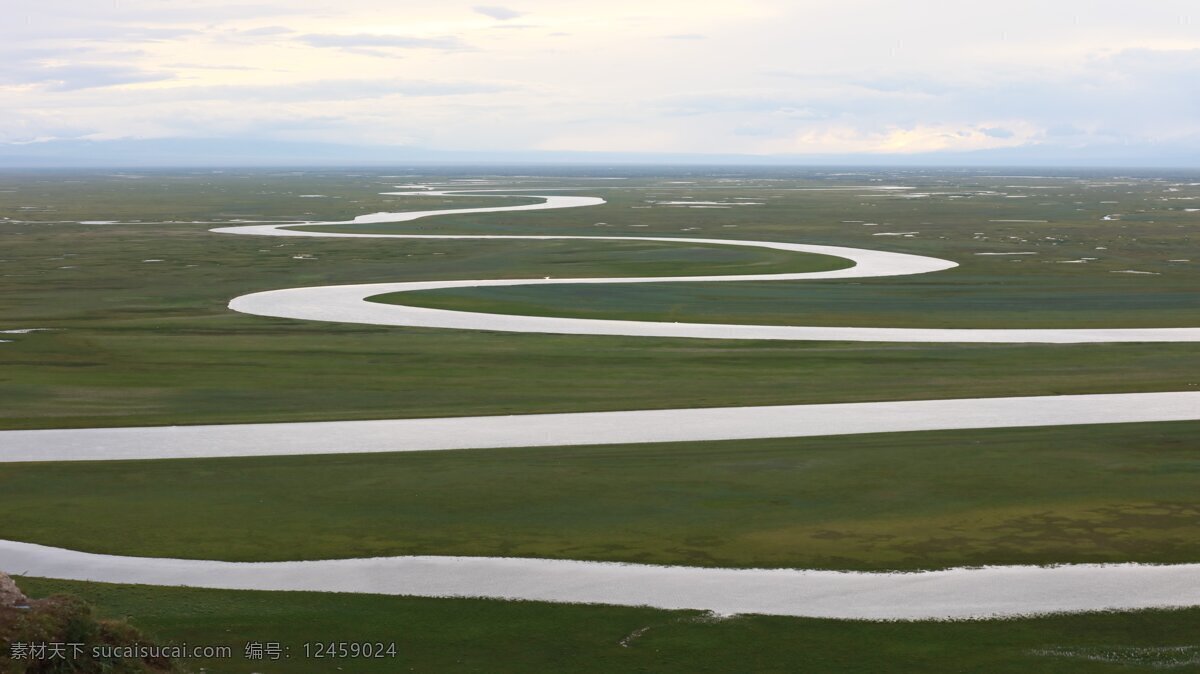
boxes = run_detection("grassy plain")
[371,176,1200,328]
[385,272,1200,328]
[17,577,1200,673]
[2,168,1198,670]
[2,421,1198,570]
[2,169,1198,429]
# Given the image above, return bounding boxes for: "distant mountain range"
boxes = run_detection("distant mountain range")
[2,137,1198,168]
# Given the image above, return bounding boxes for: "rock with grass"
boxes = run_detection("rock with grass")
[1,576,181,673]
[0,572,28,608]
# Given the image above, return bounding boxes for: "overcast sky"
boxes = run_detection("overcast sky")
[4,0,1199,162]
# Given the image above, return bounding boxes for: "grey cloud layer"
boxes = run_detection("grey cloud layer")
[0,57,173,91]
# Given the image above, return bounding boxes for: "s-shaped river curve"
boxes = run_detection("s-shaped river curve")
[216,190,1199,343]
[2,187,1199,620]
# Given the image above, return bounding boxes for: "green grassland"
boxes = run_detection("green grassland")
[16,577,1200,673]
[2,169,1199,429]
[382,272,1200,329]
[365,177,1200,329]
[2,421,1198,570]
[2,169,1199,670]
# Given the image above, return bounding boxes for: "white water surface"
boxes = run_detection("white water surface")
[2,540,1198,620]
[2,392,1197,463]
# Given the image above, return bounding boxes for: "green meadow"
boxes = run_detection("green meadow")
[15,577,1200,674]
[2,168,1198,671]
[2,421,1199,570]
[2,170,1198,429]
[372,177,1200,329]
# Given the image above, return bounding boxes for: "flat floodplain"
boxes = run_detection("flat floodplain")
[1,169,1198,429]
[1,167,1198,666]
[2,422,1199,570]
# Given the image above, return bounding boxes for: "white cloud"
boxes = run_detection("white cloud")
[4,0,1200,161]
[297,33,469,50]
[473,6,524,20]
[783,123,1041,155]
[132,79,514,103]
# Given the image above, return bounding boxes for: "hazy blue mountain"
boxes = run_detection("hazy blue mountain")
[2,137,1197,168]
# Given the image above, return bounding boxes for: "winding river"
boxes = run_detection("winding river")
[2,187,1198,620]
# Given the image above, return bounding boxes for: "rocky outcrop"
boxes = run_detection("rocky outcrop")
[0,572,28,608]
[1,581,181,673]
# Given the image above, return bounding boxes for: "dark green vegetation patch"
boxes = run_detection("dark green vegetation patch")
[17,577,1200,674]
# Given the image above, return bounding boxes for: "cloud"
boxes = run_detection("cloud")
[7,1,1200,162]
[2,24,200,45]
[164,63,264,71]
[297,33,468,51]
[0,62,173,91]
[232,26,294,37]
[123,79,514,104]
[473,6,524,20]
[783,123,1038,155]
[44,2,306,23]
[89,27,200,43]
[657,93,830,119]
[210,25,296,45]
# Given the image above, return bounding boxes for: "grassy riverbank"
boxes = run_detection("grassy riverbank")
[3,421,1198,570]
[16,577,1200,673]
